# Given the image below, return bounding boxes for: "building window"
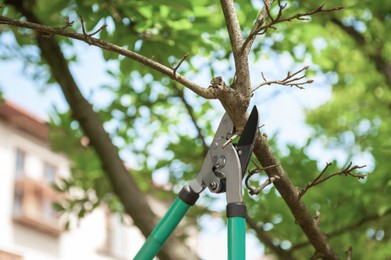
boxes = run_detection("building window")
[44,162,57,184]
[43,198,57,221]
[15,149,25,180]
[12,149,63,237]
[98,207,127,258]
[13,188,23,217]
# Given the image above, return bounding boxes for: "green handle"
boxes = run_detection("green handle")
[134,197,191,260]
[228,217,246,260]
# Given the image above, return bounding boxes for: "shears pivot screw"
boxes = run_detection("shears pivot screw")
[212,155,226,169]
[209,181,222,193]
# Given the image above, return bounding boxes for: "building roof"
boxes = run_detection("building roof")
[0,100,49,142]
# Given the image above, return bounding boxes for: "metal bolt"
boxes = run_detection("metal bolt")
[212,155,226,170]
[212,156,218,164]
[209,181,222,193]
[214,169,225,178]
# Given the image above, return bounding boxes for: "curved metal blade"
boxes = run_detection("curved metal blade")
[236,106,259,177]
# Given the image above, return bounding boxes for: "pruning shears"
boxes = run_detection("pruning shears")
[134,106,259,260]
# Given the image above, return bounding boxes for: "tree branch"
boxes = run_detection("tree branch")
[299,162,366,199]
[245,162,279,195]
[331,17,391,88]
[0,15,215,99]
[248,175,280,195]
[219,0,251,97]
[263,2,343,34]
[61,16,74,29]
[290,208,391,252]
[0,9,253,144]
[243,1,343,52]
[330,18,365,45]
[220,0,244,57]
[170,52,190,79]
[345,246,353,260]
[242,0,274,54]
[252,66,313,92]
[253,133,339,259]
[79,15,107,39]
[4,3,198,260]
[172,85,209,155]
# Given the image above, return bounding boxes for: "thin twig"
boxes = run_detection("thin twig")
[171,52,189,79]
[313,210,321,227]
[62,17,74,29]
[252,66,313,92]
[79,16,107,42]
[88,24,107,37]
[299,162,366,198]
[308,162,332,189]
[242,0,273,53]
[249,175,280,195]
[245,161,280,195]
[79,16,89,41]
[222,133,238,148]
[345,246,353,260]
[259,2,343,36]
[242,1,343,52]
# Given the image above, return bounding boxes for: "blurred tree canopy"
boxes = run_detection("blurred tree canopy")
[0,0,389,259]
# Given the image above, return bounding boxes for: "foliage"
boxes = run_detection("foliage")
[255,0,391,258]
[9,0,225,227]
[1,0,390,259]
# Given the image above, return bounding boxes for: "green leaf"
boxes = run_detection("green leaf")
[378,205,391,217]
[53,202,65,212]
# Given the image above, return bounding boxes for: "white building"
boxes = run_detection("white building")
[0,101,146,260]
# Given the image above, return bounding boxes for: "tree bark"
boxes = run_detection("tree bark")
[8,2,199,260]
[252,134,338,259]
[219,1,338,258]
